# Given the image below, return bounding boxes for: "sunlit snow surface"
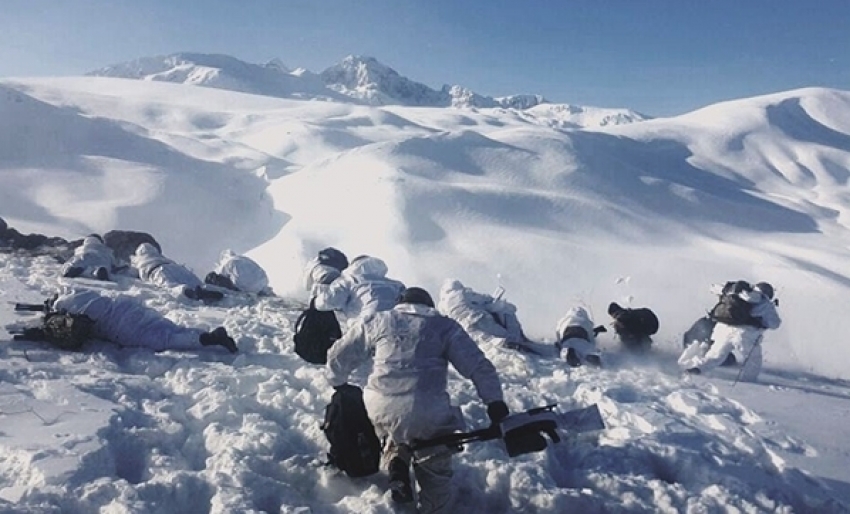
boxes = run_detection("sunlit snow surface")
[2,76,850,512]
[1,255,848,512]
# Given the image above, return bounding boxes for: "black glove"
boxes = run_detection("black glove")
[487,401,509,424]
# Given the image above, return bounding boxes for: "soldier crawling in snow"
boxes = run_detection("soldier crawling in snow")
[437,278,536,353]
[131,243,224,303]
[555,306,606,367]
[14,289,237,353]
[607,302,659,353]
[308,251,405,325]
[205,249,273,296]
[678,280,781,382]
[61,234,117,281]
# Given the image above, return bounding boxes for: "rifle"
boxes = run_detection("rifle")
[14,301,50,312]
[411,404,604,457]
[10,301,50,341]
[9,295,87,350]
[492,285,506,301]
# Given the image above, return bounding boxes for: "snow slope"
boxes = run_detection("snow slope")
[1,76,850,512]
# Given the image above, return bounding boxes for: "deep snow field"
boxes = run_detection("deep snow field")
[2,254,848,513]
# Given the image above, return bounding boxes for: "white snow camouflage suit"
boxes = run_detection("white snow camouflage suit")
[61,236,116,279]
[437,278,525,348]
[212,249,269,294]
[326,302,504,514]
[52,289,206,351]
[312,255,404,323]
[678,287,781,381]
[555,306,602,365]
[131,243,203,293]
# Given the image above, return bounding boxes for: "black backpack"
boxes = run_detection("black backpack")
[36,311,95,351]
[709,294,758,327]
[321,384,382,478]
[682,316,716,348]
[615,308,659,338]
[293,300,342,365]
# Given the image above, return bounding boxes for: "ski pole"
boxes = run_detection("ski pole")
[732,334,763,387]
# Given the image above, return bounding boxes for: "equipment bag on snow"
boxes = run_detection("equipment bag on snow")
[293,299,342,365]
[321,384,382,478]
[709,294,757,327]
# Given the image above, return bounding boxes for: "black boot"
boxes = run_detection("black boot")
[388,457,413,503]
[197,286,224,303]
[565,348,582,367]
[200,327,238,353]
[63,266,84,278]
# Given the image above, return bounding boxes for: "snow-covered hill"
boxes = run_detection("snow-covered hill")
[2,77,849,376]
[2,76,850,512]
[86,53,650,127]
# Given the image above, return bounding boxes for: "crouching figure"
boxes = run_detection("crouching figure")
[555,306,605,367]
[326,287,507,513]
[678,280,781,382]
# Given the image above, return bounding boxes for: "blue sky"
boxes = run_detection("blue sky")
[1,0,848,116]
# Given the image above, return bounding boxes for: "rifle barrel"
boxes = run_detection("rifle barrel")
[14,303,47,312]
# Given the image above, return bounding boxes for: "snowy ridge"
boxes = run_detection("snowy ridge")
[87,52,345,102]
[86,52,649,127]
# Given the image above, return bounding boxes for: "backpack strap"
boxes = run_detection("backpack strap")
[294,299,318,334]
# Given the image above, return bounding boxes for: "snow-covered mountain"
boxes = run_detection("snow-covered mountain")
[2,76,850,512]
[86,52,346,102]
[320,55,550,110]
[87,53,650,127]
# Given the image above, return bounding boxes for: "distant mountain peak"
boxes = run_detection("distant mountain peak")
[320,55,446,106]
[85,52,647,127]
[87,52,342,102]
[322,55,547,109]
[263,58,289,72]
